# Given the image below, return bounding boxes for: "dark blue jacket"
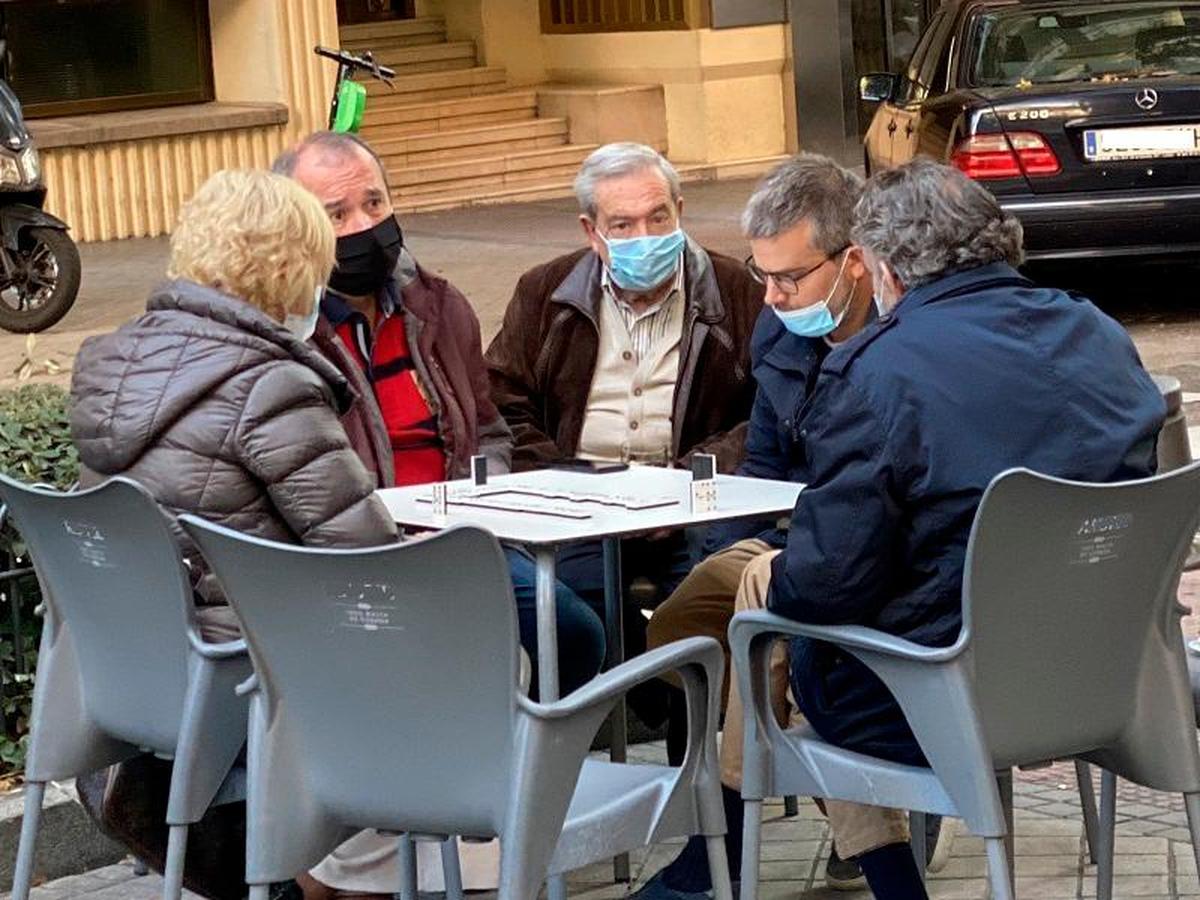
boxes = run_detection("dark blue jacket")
[773,263,1165,760]
[703,308,828,554]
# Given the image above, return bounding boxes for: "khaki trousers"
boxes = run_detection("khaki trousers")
[649,540,909,859]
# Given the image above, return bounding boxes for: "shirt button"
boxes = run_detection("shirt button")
[630,421,640,431]
[633,387,643,397]
[622,350,633,361]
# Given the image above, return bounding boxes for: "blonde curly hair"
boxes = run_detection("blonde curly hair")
[168,169,335,322]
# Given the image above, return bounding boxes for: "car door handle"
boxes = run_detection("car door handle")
[887,121,897,134]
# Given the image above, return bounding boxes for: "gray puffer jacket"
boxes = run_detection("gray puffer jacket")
[70,280,399,604]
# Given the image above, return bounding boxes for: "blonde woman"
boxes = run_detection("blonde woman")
[70,169,398,631]
[69,169,400,898]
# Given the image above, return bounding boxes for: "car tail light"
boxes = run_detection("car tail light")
[951,132,1062,179]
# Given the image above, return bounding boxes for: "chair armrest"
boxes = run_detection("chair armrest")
[727,609,962,664]
[187,629,249,660]
[522,636,723,721]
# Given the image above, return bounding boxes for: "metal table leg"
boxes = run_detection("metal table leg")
[603,537,631,883]
[535,546,569,900]
[535,546,560,705]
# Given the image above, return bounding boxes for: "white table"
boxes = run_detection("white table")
[377,466,802,884]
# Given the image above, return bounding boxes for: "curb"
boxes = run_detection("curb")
[0,780,126,892]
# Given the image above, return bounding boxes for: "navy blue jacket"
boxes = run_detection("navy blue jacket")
[773,264,1165,760]
[703,308,828,554]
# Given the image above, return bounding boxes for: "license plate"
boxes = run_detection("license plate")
[1083,124,1200,162]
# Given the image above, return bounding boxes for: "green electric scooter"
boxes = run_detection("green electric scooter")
[314,45,396,133]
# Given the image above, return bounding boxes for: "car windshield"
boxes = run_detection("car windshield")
[969,2,1200,87]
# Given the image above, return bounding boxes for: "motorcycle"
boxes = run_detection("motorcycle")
[314,45,395,132]
[0,40,81,333]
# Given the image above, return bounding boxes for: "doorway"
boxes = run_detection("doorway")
[336,0,415,25]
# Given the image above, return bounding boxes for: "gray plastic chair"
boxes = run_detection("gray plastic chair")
[0,474,250,900]
[730,463,1200,900]
[177,516,733,900]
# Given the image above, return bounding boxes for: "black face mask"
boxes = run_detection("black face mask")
[328,215,403,297]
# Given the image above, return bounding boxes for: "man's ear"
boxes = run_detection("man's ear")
[845,245,869,283]
[580,214,606,259]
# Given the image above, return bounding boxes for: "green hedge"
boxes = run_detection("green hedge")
[0,384,79,773]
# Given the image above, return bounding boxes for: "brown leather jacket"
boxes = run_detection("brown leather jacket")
[70,280,399,604]
[315,252,513,486]
[485,240,764,472]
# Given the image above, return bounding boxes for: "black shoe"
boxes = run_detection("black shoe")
[824,815,951,890]
[630,870,740,900]
[824,846,867,891]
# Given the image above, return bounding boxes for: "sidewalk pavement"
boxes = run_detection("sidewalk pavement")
[9,739,1200,900]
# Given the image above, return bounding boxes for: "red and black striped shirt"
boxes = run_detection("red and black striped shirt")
[322,287,444,486]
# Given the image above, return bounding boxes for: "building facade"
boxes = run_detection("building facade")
[6,0,935,243]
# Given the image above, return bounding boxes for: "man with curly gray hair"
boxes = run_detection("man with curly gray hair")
[732,158,1165,900]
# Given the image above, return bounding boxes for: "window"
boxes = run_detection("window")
[968,2,1200,87]
[1,0,213,119]
[895,10,947,105]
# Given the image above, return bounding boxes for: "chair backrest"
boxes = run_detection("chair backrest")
[962,463,1200,769]
[179,516,520,837]
[0,474,193,753]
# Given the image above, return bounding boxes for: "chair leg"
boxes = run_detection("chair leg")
[161,824,188,900]
[783,795,799,818]
[909,811,927,879]
[1183,793,1200,887]
[1097,770,1117,900]
[984,837,1015,900]
[1075,761,1101,864]
[10,781,45,900]
[398,834,418,900]
[547,874,569,900]
[441,838,464,900]
[740,799,764,900]
[706,835,734,900]
[997,768,1015,890]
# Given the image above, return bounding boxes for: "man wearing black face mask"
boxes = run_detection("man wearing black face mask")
[274,133,608,900]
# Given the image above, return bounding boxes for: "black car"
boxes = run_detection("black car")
[860,0,1200,261]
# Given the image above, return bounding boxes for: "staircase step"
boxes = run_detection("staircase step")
[363,66,508,102]
[354,41,476,75]
[360,90,537,137]
[395,179,577,213]
[373,118,569,166]
[391,144,598,192]
[339,17,446,44]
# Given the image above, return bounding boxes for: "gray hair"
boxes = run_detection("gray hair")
[740,153,864,254]
[852,158,1024,288]
[573,142,681,219]
[271,130,391,190]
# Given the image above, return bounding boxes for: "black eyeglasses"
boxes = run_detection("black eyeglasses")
[744,244,850,295]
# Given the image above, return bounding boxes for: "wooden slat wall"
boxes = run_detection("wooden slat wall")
[39,0,340,243]
[540,0,708,32]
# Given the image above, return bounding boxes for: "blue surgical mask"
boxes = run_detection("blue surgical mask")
[602,228,686,292]
[773,253,852,338]
[284,286,322,342]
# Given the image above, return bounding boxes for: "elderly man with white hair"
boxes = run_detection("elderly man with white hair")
[486,142,763,728]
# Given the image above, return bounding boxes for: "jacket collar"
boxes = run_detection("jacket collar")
[893,262,1032,315]
[148,279,356,413]
[549,236,726,325]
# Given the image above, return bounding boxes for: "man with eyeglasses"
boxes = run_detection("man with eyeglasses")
[638,155,949,900]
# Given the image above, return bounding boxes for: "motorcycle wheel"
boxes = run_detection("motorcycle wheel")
[0,226,83,333]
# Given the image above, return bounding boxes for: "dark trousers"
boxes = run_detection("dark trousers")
[555,532,694,727]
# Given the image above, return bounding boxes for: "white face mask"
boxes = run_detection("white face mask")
[283,286,323,342]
